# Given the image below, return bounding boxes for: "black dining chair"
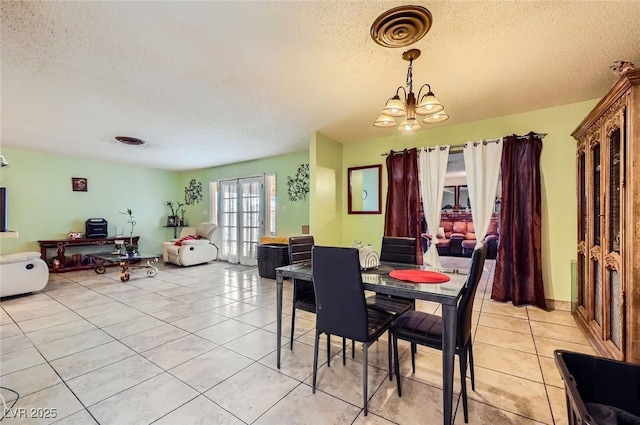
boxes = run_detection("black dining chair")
[311,246,394,416]
[288,236,316,350]
[289,236,351,362]
[368,236,418,314]
[390,244,487,423]
[366,236,417,379]
[379,236,417,263]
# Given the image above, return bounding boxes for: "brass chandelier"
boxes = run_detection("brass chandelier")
[373,48,448,132]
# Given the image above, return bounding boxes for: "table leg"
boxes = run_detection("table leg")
[119,260,130,282]
[442,303,457,425]
[94,259,106,274]
[146,258,159,277]
[276,270,283,369]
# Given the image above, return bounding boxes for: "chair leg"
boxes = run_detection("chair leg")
[411,342,416,374]
[312,330,320,394]
[342,337,346,365]
[327,334,331,367]
[459,350,469,423]
[392,333,402,397]
[363,342,369,416]
[290,306,296,350]
[352,339,355,358]
[387,332,393,381]
[468,339,476,391]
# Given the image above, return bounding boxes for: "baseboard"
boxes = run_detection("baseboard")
[545,299,571,311]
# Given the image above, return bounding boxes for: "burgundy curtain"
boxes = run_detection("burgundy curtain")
[384,148,423,265]
[492,133,546,308]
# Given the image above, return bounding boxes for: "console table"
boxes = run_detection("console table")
[38,236,140,273]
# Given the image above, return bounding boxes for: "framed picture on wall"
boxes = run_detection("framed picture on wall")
[72,177,88,192]
[167,215,178,227]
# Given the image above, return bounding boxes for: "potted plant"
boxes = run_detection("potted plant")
[119,208,137,256]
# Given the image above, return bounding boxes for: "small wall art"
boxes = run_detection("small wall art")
[72,177,88,192]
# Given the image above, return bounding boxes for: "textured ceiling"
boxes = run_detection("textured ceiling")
[2,1,640,171]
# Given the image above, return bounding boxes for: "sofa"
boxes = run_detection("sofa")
[163,222,221,266]
[434,220,499,259]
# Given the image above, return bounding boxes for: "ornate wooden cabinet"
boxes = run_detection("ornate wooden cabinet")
[572,69,640,363]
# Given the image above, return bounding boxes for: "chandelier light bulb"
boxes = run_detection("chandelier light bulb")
[382,95,406,117]
[423,110,449,124]
[398,118,420,132]
[373,114,396,128]
[416,92,444,116]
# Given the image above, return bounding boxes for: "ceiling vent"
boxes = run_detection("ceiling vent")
[115,136,145,146]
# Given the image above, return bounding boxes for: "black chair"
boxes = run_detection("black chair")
[369,236,417,313]
[379,236,417,264]
[289,236,351,361]
[366,236,417,379]
[288,236,316,350]
[311,246,394,416]
[391,244,487,423]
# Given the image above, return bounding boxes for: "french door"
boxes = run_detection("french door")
[218,177,264,265]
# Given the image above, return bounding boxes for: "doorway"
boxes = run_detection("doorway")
[217,177,264,265]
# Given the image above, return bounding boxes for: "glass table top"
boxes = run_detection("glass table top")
[276,261,469,300]
[91,253,160,261]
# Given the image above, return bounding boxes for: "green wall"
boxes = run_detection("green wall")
[0,148,177,256]
[310,132,343,246]
[322,99,600,303]
[2,98,601,303]
[177,151,309,238]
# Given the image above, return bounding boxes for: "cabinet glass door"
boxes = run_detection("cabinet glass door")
[577,150,587,314]
[590,141,603,329]
[605,114,624,355]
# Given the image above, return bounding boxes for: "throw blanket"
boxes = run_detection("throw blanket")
[175,235,198,246]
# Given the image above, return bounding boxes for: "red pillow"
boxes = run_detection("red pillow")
[175,235,197,246]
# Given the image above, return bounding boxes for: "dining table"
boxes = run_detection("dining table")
[274,261,468,425]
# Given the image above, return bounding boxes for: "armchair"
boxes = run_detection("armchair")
[164,223,220,266]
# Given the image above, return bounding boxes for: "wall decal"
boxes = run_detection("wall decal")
[287,163,309,202]
[184,179,203,205]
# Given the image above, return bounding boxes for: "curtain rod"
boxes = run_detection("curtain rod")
[380,132,547,156]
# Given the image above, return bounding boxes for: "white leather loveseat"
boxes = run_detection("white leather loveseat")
[163,223,221,266]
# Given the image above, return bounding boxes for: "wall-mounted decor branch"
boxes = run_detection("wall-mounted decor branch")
[287,163,309,202]
[184,179,203,205]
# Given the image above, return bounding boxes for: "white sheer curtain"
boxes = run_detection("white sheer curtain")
[463,139,503,247]
[418,145,450,268]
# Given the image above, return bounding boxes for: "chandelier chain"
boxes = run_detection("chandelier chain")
[406,59,414,94]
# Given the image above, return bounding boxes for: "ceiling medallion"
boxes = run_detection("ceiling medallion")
[370,5,433,48]
[115,136,145,146]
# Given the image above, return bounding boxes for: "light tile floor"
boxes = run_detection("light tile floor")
[0,257,596,424]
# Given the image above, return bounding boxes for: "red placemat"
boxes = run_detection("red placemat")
[389,270,450,284]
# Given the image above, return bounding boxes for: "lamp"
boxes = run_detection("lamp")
[373,49,448,132]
